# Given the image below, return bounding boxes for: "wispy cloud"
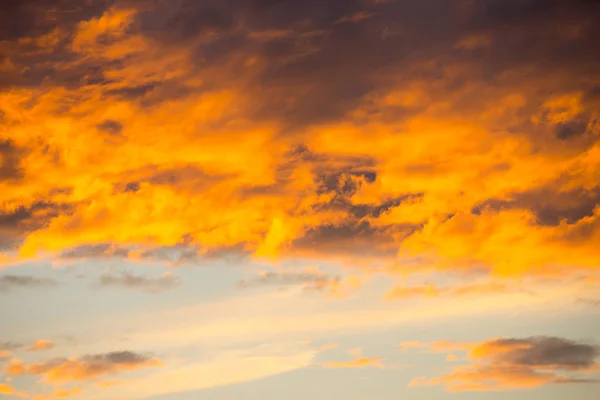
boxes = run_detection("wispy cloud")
[324,357,384,369]
[97,272,181,292]
[0,275,58,292]
[28,340,54,351]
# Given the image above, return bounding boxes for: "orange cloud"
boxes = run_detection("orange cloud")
[71,7,137,53]
[5,351,162,384]
[408,336,600,391]
[400,341,474,353]
[386,281,515,300]
[324,357,384,369]
[319,343,339,351]
[0,383,15,395]
[32,387,82,400]
[29,340,55,351]
[0,0,599,284]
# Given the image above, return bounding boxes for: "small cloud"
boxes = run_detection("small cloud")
[408,336,600,391]
[348,348,363,357]
[324,357,384,369]
[0,342,21,351]
[0,275,58,293]
[0,383,15,395]
[386,281,517,301]
[238,269,362,299]
[454,34,492,50]
[6,350,162,383]
[96,119,123,136]
[319,343,339,351]
[98,271,181,292]
[30,386,82,400]
[28,340,54,351]
[577,298,600,306]
[335,11,378,24]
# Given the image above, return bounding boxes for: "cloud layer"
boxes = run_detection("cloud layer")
[0,0,597,280]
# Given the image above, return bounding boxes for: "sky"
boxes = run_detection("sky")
[1,0,600,399]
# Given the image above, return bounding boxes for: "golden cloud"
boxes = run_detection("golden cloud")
[5,351,162,384]
[324,357,384,369]
[407,336,600,391]
[28,339,55,351]
[0,0,598,283]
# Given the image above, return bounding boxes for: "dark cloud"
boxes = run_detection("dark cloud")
[473,186,600,226]
[105,83,157,100]
[124,181,140,192]
[411,335,600,391]
[96,120,124,136]
[555,118,590,140]
[0,202,73,249]
[57,242,243,266]
[6,349,160,381]
[58,244,130,261]
[291,221,408,259]
[82,350,152,365]
[0,0,110,41]
[492,336,600,369]
[98,271,181,292]
[0,274,58,292]
[0,342,22,351]
[0,140,25,181]
[238,271,339,290]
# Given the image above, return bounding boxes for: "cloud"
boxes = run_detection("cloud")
[86,342,316,400]
[577,298,600,306]
[238,268,362,298]
[0,275,58,292]
[28,340,54,351]
[31,387,82,400]
[386,281,519,300]
[0,383,15,395]
[408,336,600,391]
[0,342,22,351]
[0,0,598,279]
[335,11,378,24]
[319,343,339,351]
[5,351,162,384]
[97,271,181,292]
[324,356,384,369]
[238,270,339,290]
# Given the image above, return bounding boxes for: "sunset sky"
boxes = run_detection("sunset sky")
[1,0,600,399]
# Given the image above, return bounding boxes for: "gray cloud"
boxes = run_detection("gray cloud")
[238,271,339,290]
[0,140,25,182]
[6,350,160,381]
[577,298,600,306]
[491,336,600,369]
[0,274,58,292]
[81,350,153,365]
[98,271,181,292]
[58,244,130,261]
[96,120,124,136]
[0,342,22,351]
[473,186,600,226]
